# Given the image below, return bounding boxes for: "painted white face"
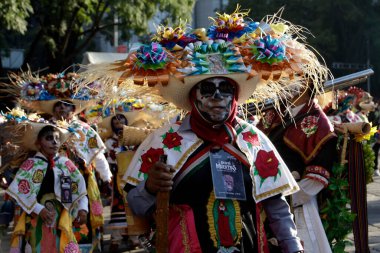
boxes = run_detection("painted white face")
[194,77,235,123]
[53,101,75,121]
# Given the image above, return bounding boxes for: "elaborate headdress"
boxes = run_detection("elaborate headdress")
[77,6,331,115]
[5,70,98,116]
[87,98,179,140]
[0,108,71,172]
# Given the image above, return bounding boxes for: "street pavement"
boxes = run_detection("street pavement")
[1,176,380,253]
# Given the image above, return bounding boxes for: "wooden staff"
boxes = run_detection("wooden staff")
[155,154,169,253]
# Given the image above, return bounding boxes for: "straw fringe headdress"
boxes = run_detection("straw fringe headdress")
[1,69,98,115]
[0,108,71,171]
[76,5,331,116]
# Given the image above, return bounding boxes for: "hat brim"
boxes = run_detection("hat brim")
[159,73,264,111]
[21,99,94,116]
[21,122,70,151]
[98,111,160,140]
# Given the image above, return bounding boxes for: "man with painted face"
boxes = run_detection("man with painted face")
[124,76,304,253]
[51,100,112,248]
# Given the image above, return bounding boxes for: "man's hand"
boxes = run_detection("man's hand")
[145,161,175,195]
[74,209,88,225]
[40,208,55,225]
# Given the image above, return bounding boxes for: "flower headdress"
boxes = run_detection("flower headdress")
[0,108,71,172]
[5,69,98,116]
[77,6,331,116]
[88,98,178,139]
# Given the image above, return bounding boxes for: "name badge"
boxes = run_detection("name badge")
[210,148,246,201]
[60,176,73,203]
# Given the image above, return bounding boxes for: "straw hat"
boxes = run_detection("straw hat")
[91,99,163,140]
[19,121,70,151]
[2,108,70,152]
[77,5,330,114]
[9,71,97,116]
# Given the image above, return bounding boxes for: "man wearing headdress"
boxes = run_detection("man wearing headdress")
[257,81,336,253]
[51,99,112,249]
[77,6,332,253]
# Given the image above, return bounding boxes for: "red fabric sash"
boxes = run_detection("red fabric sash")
[169,205,202,253]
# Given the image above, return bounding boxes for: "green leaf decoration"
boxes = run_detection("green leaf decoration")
[253,168,259,176]
[320,156,355,252]
[174,146,182,152]
[260,177,265,187]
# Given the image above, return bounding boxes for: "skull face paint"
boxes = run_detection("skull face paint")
[194,77,235,123]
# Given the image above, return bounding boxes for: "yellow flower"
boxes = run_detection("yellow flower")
[354,125,377,142]
[270,23,289,36]
[10,107,26,117]
[32,170,44,183]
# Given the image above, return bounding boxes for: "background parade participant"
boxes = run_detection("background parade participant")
[257,80,336,253]
[8,72,112,251]
[6,119,87,253]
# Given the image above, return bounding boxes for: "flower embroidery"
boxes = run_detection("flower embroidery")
[18,179,30,194]
[262,110,275,129]
[161,127,182,151]
[242,130,260,147]
[71,182,78,194]
[88,137,99,148]
[91,201,103,216]
[65,160,77,173]
[140,147,164,174]
[32,170,44,183]
[20,160,34,171]
[63,241,80,253]
[300,116,319,137]
[254,150,280,186]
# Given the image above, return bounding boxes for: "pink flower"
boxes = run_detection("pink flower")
[64,241,80,253]
[91,201,103,216]
[18,179,30,194]
[65,160,77,173]
[20,160,34,171]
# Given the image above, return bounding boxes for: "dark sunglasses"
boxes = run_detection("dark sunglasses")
[198,80,235,96]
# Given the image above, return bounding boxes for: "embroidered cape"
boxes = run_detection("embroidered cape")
[283,101,336,163]
[122,118,299,202]
[68,119,106,165]
[7,153,87,214]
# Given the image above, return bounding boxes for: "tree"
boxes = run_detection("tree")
[225,0,380,97]
[0,0,33,34]
[11,0,195,73]
[0,0,33,74]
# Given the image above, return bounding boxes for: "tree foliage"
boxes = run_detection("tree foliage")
[226,0,380,97]
[0,0,33,34]
[1,0,195,73]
